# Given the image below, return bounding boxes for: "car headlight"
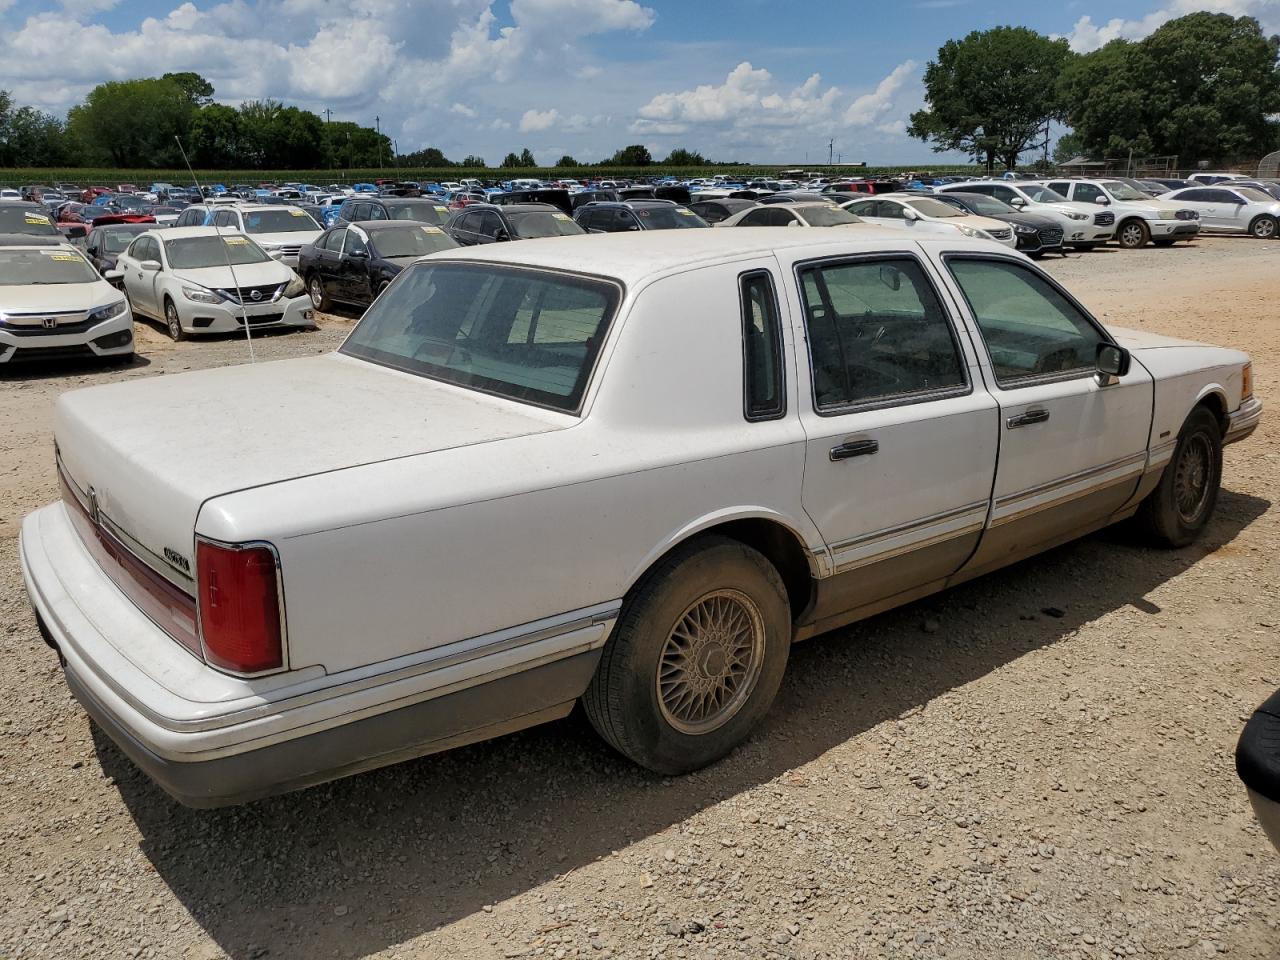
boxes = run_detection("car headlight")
[283,276,305,298]
[1066,212,1089,221]
[182,284,224,304]
[87,299,128,322]
[1015,223,1037,234]
[957,225,984,238]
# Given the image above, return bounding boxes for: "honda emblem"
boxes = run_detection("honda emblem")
[42,317,56,329]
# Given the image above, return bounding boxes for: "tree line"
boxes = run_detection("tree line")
[909,11,1280,169]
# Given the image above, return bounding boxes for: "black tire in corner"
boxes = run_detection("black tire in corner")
[1136,405,1223,548]
[582,535,791,775]
[163,297,185,342]
[1117,218,1150,249]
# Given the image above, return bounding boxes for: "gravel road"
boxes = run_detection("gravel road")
[1,238,1277,960]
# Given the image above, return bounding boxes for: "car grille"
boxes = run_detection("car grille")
[1038,226,1064,247]
[214,283,284,305]
[275,245,302,257]
[1094,211,1115,226]
[987,228,1012,241]
[12,344,96,361]
[0,310,91,336]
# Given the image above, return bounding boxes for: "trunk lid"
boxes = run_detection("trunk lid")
[55,353,568,587]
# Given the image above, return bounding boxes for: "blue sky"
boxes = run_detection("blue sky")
[1,0,1276,164]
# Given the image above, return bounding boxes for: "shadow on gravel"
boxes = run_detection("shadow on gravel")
[0,353,150,381]
[95,488,1271,960]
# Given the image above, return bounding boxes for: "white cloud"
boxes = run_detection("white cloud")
[450,102,477,117]
[1063,0,1280,52]
[519,107,560,131]
[638,61,774,123]
[843,60,917,126]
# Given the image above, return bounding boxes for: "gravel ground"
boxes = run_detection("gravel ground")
[1,237,1277,960]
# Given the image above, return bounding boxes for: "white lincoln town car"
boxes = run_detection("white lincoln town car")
[20,230,1261,806]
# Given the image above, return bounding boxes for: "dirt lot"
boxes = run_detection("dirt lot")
[1,238,1277,960]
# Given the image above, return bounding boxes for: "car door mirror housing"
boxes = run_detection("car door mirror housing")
[495,229,510,241]
[1009,197,1026,208]
[103,269,124,281]
[1094,196,1110,205]
[348,249,368,259]
[140,260,161,272]
[1096,343,1131,378]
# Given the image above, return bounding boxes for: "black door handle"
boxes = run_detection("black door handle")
[1007,408,1050,428]
[830,439,879,461]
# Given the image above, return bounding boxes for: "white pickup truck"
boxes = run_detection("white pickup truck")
[1043,179,1201,249]
[21,230,1261,806]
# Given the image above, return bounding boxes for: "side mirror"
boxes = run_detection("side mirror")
[140,260,161,272]
[1096,342,1131,378]
[1009,197,1027,208]
[348,249,369,259]
[104,269,124,282]
[494,229,510,241]
[1094,196,1110,205]
[902,208,920,221]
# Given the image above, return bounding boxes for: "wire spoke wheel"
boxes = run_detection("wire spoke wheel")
[1174,433,1212,524]
[656,588,765,735]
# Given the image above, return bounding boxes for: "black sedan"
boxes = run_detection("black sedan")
[447,202,585,245]
[687,198,759,224]
[336,196,454,227]
[931,191,1064,257]
[85,223,151,279]
[298,220,458,312]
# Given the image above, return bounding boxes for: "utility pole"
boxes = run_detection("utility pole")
[828,138,834,165]
[375,115,382,173]
[324,108,331,124]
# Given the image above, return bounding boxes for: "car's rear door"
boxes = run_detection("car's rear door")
[785,247,1000,631]
[931,247,1154,579]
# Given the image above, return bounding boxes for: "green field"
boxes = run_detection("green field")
[2,163,985,188]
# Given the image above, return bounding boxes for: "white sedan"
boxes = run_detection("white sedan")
[114,227,314,341]
[717,201,862,228]
[21,230,1260,806]
[0,239,133,364]
[841,194,1017,246]
[1158,185,1280,239]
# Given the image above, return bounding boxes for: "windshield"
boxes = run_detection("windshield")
[956,195,1011,216]
[509,211,585,238]
[1019,185,1068,203]
[164,235,271,268]
[110,195,149,210]
[633,206,708,229]
[905,197,965,218]
[341,262,618,412]
[1102,181,1148,201]
[243,209,319,233]
[0,207,58,235]
[1236,187,1273,203]
[369,225,457,258]
[385,201,451,225]
[0,249,99,285]
[100,228,145,253]
[798,205,861,226]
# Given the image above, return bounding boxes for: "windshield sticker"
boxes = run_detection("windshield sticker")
[25,215,50,224]
[677,208,696,215]
[223,236,249,245]
[552,213,571,221]
[420,225,444,234]
[434,206,449,213]
[289,209,307,216]
[49,254,81,262]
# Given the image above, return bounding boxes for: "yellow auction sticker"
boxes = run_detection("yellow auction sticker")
[50,254,81,262]
[420,225,443,234]
[434,206,449,213]
[552,213,571,220]
[677,208,696,215]
[25,215,49,224]
[289,209,307,216]
[224,236,249,245]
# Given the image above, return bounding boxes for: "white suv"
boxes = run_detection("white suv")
[937,181,1114,250]
[1042,179,1200,249]
[206,205,323,268]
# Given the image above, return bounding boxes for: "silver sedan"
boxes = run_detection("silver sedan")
[1159,185,1280,238]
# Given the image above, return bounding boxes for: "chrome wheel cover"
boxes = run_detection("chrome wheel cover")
[165,303,180,339]
[1174,433,1212,524]
[309,277,325,308]
[1254,218,1275,238]
[656,588,766,735]
[1121,224,1144,247]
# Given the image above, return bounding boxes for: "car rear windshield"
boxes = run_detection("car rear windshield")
[1236,187,1273,203]
[164,235,271,268]
[634,206,708,229]
[385,201,451,224]
[0,249,99,285]
[0,207,58,235]
[243,209,320,233]
[100,228,145,253]
[953,195,1011,216]
[369,225,456,258]
[341,262,619,412]
[798,205,861,226]
[509,211,585,238]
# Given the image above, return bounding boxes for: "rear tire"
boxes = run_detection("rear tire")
[308,274,330,311]
[1118,219,1150,249]
[582,535,791,774]
[163,298,185,342]
[1136,406,1223,548]
[1249,215,1277,239]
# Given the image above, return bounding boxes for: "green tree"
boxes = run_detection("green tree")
[6,106,66,166]
[608,143,652,166]
[162,72,214,106]
[66,77,196,166]
[319,120,390,168]
[460,154,486,168]
[518,147,536,167]
[908,26,1071,170]
[1052,130,1086,163]
[190,104,245,167]
[664,147,705,165]
[500,151,522,168]
[555,154,578,167]
[401,146,451,166]
[1059,12,1280,164]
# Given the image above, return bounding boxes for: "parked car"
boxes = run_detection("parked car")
[930,192,1064,257]
[575,200,710,232]
[717,201,863,229]
[687,198,760,224]
[205,204,323,268]
[0,201,61,237]
[1236,688,1280,852]
[841,195,1016,247]
[938,181,1115,250]
[299,221,458,310]
[448,203,586,245]
[0,237,133,364]
[173,204,214,228]
[113,227,314,341]
[336,196,454,228]
[1156,185,1280,238]
[492,189,574,215]
[1041,179,1200,249]
[85,223,152,280]
[1187,172,1247,186]
[19,229,1260,806]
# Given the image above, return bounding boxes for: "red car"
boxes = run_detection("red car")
[79,186,111,203]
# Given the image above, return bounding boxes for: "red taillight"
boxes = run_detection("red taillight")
[197,540,284,674]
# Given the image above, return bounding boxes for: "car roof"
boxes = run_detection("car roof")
[145,226,248,240]
[0,234,69,248]
[432,227,922,286]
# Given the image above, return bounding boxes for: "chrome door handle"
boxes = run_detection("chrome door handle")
[1007,408,1050,428]
[830,439,879,461]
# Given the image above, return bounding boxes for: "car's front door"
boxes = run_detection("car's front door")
[787,250,1000,633]
[935,250,1154,579]
[315,227,345,294]
[338,228,371,301]
[1204,189,1250,231]
[120,236,160,317]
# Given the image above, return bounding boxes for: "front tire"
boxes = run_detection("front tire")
[1137,406,1223,547]
[1249,215,1277,239]
[308,274,330,311]
[583,535,791,774]
[163,298,185,342]
[1118,219,1150,249]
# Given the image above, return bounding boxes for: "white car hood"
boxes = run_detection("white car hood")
[0,279,121,314]
[172,259,296,289]
[53,353,568,586]
[249,230,322,247]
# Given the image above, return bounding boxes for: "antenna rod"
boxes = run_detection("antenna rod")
[174,136,255,362]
